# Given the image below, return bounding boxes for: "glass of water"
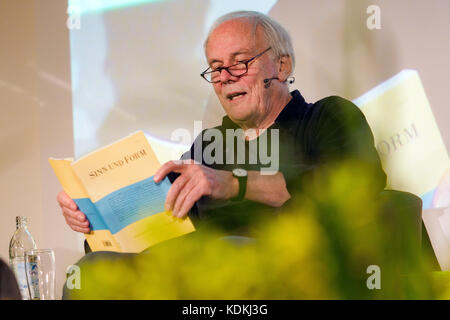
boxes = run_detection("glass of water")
[25,249,56,300]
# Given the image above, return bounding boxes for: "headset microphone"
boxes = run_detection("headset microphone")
[263,76,296,88]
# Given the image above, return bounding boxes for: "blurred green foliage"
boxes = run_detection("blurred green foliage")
[67,161,449,299]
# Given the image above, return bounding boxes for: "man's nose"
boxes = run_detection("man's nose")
[219,68,236,83]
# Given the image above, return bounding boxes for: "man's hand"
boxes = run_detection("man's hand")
[57,191,90,234]
[154,160,238,219]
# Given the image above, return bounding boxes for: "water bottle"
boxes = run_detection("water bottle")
[9,216,37,300]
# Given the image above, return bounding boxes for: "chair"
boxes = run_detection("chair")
[377,189,440,271]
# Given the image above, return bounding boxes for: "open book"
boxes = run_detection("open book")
[49,131,195,253]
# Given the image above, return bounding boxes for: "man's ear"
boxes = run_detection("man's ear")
[277,55,292,82]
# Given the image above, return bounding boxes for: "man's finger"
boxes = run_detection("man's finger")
[66,216,90,229]
[62,207,86,222]
[172,177,197,217]
[57,191,77,210]
[154,159,194,182]
[62,207,87,222]
[154,160,183,182]
[176,184,204,219]
[165,175,188,211]
[71,225,91,234]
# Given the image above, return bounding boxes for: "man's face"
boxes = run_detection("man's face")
[205,19,279,126]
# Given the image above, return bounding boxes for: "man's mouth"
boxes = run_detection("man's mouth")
[226,92,247,101]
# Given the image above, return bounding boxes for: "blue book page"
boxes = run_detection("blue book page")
[73,198,108,230]
[94,176,171,234]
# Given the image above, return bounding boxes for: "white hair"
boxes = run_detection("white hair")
[204,11,295,73]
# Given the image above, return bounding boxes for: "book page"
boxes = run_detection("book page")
[48,158,121,252]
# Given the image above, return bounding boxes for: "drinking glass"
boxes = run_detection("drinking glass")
[25,249,56,300]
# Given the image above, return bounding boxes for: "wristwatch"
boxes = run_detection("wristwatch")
[232,168,248,201]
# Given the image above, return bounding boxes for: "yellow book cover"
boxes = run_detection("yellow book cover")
[353,70,449,208]
[49,131,195,253]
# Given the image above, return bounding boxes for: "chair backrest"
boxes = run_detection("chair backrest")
[377,189,440,271]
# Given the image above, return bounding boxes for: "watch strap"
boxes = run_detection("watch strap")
[233,172,247,201]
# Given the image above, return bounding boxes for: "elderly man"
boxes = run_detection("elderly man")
[58,11,386,239]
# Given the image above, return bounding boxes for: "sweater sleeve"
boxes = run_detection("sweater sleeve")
[280,96,387,196]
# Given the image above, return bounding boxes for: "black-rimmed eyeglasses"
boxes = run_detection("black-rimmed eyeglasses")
[200,47,272,83]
